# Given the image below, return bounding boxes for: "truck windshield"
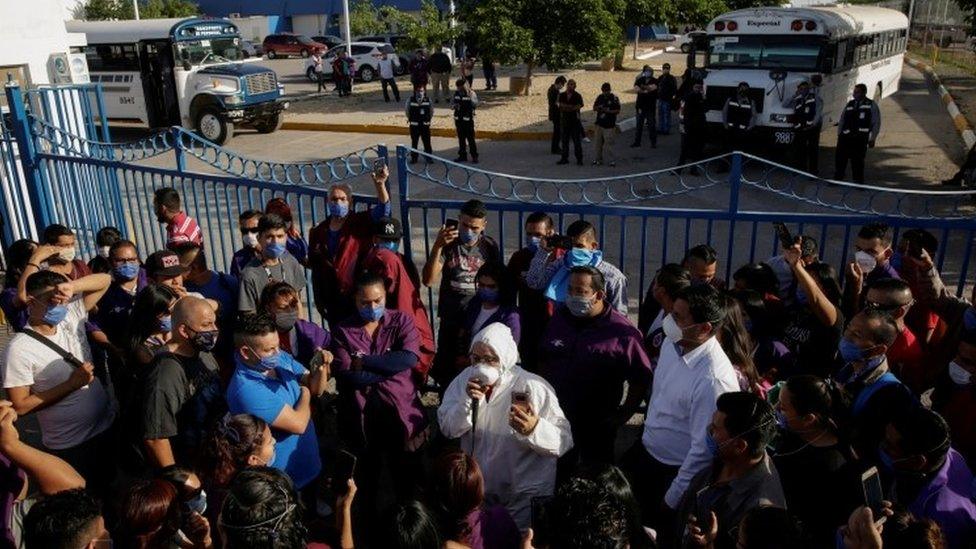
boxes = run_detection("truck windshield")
[707,35,822,71]
[176,37,242,66]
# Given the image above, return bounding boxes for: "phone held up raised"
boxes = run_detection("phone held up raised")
[334,449,358,496]
[861,466,887,524]
[773,222,794,250]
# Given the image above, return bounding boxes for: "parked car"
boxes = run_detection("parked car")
[353,34,411,75]
[304,42,394,82]
[312,35,344,50]
[263,33,327,59]
[674,31,707,53]
[240,39,263,58]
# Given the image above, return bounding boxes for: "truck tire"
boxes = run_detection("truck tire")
[359,65,376,82]
[680,43,690,53]
[254,113,283,134]
[195,106,233,145]
[267,49,277,59]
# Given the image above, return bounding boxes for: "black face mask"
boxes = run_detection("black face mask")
[186,327,219,352]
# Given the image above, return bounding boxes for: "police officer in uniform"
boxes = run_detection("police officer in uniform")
[790,80,824,174]
[451,78,479,163]
[721,82,756,154]
[405,84,433,164]
[677,81,707,174]
[834,83,880,184]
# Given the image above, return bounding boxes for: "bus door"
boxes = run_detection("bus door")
[138,40,180,127]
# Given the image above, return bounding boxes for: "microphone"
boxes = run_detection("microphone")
[471,396,480,429]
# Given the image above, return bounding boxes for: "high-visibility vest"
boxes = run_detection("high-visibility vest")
[841,98,874,135]
[408,96,432,127]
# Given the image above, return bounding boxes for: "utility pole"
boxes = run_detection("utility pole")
[938,0,949,48]
[133,0,140,20]
[907,0,916,38]
[634,26,640,60]
[342,0,352,55]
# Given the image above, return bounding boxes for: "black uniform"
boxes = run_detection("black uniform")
[633,73,658,147]
[723,94,755,153]
[558,90,585,164]
[548,84,563,154]
[452,89,478,161]
[678,90,707,168]
[406,94,433,163]
[792,90,821,174]
[834,96,879,184]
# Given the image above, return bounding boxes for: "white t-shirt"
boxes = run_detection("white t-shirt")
[2,297,115,450]
[378,57,399,80]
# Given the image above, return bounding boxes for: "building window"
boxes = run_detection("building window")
[0,65,32,109]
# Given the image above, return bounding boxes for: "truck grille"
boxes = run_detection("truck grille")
[705,86,765,113]
[245,72,277,95]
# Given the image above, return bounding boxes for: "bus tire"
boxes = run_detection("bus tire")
[267,49,277,60]
[254,113,283,134]
[874,83,882,101]
[359,65,376,82]
[196,106,233,145]
[300,48,310,58]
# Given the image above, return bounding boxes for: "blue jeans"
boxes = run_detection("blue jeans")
[657,100,672,133]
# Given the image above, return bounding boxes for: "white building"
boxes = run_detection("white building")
[0,0,88,92]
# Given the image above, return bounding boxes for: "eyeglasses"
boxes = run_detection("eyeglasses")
[110,257,139,265]
[469,353,499,365]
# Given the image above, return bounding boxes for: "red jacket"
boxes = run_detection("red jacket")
[364,246,435,379]
[308,211,374,325]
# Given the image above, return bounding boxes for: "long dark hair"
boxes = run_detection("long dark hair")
[199,414,268,488]
[426,450,484,544]
[785,375,849,441]
[3,239,37,289]
[126,284,178,362]
[804,262,842,306]
[219,467,307,549]
[115,479,179,549]
[719,294,762,394]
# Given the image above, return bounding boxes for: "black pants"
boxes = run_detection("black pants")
[455,119,478,160]
[560,118,583,161]
[834,133,868,183]
[484,66,497,89]
[633,106,657,146]
[724,126,752,155]
[315,72,326,93]
[409,125,432,161]
[551,117,562,154]
[381,78,400,102]
[47,427,115,499]
[465,75,474,87]
[556,419,616,483]
[621,442,681,546]
[793,125,821,174]
[678,129,705,165]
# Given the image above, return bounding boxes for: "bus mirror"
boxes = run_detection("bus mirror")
[180,49,191,70]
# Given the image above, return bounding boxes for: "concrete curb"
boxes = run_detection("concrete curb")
[280,121,553,140]
[905,55,976,149]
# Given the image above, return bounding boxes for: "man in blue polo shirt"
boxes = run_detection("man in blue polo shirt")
[226,313,331,490]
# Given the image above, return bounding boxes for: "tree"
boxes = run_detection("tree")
[348,0,389,36]
[673,0,728,27]
[395,0,460,51]
[463,0,620,86]
[81,0,197,20]
[140,0,198,18]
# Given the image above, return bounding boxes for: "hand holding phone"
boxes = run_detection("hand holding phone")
[333,449,358,496]
[445,218,459,230]
[861,466,887,525]
[773,222,795,250]
[372,158,387,177]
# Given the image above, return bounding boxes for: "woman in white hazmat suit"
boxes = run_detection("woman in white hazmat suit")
[438,322,574,529]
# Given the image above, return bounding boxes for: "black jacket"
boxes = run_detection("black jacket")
[429,51,452,73]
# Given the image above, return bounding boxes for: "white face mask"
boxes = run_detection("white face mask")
[59,247,77,263]
[662,313,685,343]
[854,250,877,273]
[949,361,972,386]
[472,363,500,387]
[97,246,110,259]
[242,233,259,248]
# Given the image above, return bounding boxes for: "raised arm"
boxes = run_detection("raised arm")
[422,226,457,287]
[0,404,85,494]
[787,242,838,327]
[16,245,62,305]
[372,165,391,205]
[72,273,112,311]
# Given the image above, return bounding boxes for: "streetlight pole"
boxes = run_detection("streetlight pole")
[342,0,352,55]
[133,0,140,20]
[938,0,949,48]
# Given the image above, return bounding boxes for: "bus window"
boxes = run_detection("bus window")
[175,37,242,66]
[708,36,822,71]
[833,40,849,71]
[85,44,139,72]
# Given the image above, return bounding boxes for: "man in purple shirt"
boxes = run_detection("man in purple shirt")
[845,222,900,318]
[880,407,976,548]
[331,273,428,523]
[230,210,262,279]
[539,266,651,474]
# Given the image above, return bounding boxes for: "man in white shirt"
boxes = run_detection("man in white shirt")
[2,269,115,495]
[622,283,738,545]
[377,50,401,103]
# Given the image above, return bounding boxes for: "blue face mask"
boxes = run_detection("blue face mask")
[183,489,208,516]
[460,229,479,245]
[527,236,542,251]
[878,447,907,472]
[159,315,172,332]
[478,288,499,303]
[43,304,68,326]
[705,432,721,457]
[328,202,350,218]
[774,409,790,430]
[254,350,280,372]
[264,241,287,259]
[566,247,597,267]
[359,305,385,322]
[566,295,594,317]
[838,337,865,363]
[376,241,399,252]
[114,262,140,281]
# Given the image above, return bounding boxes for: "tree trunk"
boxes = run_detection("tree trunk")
[524,61,534,95]
[634,27,640,60]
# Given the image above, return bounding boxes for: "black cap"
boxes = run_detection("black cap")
[374,217,402,240]
[145,250,186,278]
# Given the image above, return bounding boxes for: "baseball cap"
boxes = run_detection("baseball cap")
[146,250,187,278]
[374,217,402,241]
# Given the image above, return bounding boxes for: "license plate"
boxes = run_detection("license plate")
[774,131,794,145]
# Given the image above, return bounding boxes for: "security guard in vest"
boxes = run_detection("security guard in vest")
[834,83,881,184]
[790,80,824,175]
[405,84,434,164]
[451,78,479,163]
[721,82,756,154]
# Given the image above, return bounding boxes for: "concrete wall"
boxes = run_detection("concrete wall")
[231,15,272,42]
[0,0,86,86]
[292,14,331,37]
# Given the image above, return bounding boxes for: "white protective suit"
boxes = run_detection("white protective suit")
[438,322,574,529]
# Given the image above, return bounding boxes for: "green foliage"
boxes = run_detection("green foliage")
[463,0,620,75]
[625,0,676,28]
[81,0,197,20]
[725,0,785,9]
[395,0,460,51]
[673,0,728,27]
[348,0,389,36]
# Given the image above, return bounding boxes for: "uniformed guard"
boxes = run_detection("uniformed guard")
[790,80,823,175]
[834,83,881,184]
[721,82,756,154]
[451,78,479,163]
[405,84,433,164]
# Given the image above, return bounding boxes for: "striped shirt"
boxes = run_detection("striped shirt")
[166,211,203,248]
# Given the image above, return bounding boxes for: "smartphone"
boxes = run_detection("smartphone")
[549,234,573,250]
[773,222,794,249]
[334,449,358,495]
[861,466,887,524]
[531,495,554,547]
[445,218,459,230]
[372,157,387,175]
[903,235,925,259]
[511,389,530,413]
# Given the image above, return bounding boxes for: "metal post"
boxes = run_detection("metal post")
[938,0,949,48]
[907,0,916,38]
[633,27,640,60]
[342,0,352,56]
[133,0,140,20]
[727,152,742,216]
[4,83,51,233]
[172,126,186,174]
[396,145,412,262]
[924,0,933,47]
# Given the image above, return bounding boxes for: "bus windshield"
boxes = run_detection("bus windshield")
[707,35,822,70]
[175,37,242,66]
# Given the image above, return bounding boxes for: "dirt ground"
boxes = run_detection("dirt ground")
[283,50,687,133]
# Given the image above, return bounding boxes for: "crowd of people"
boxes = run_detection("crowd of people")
[0,158,974,549]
